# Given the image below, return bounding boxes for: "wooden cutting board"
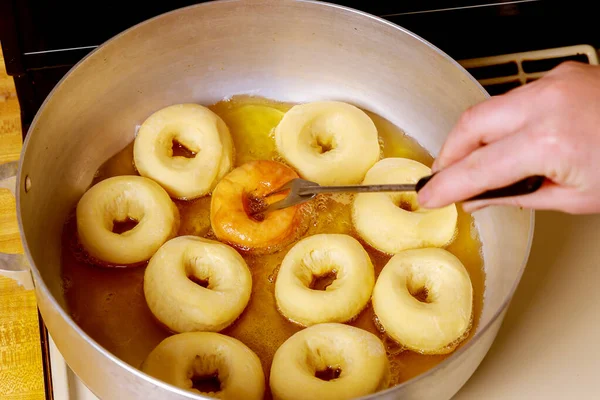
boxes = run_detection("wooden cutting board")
[0,46,45,400]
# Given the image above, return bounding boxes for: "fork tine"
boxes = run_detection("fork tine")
[263,194,314,214]
[266,179,296,197]
[255,178,319,216]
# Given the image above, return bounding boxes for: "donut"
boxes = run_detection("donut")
[372,248,473,354]
[133,103,234,200]
[352,157,458,254]
[142,332,265,400]
[269,323,389,400]
[143,236,252,333]
[76,175,179,266]
[274,101,380,185]
[274,233,374,326]
[210,160,307,254]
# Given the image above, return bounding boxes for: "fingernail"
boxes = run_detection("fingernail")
[431,159,443,173]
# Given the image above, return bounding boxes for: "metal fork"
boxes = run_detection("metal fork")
[257,174,545,215]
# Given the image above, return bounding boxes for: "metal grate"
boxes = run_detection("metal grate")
[458,44,599,96]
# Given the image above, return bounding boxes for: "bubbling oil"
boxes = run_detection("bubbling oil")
[60,96,485,398]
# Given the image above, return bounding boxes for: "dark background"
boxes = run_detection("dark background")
[0,0,596,135]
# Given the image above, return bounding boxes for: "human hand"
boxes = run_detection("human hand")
[417,61,600,215]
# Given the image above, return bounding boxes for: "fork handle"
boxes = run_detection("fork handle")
[415,174,545,201]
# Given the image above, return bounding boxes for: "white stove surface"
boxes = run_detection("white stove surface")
[48,335,98,400]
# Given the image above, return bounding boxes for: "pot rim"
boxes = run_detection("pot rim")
[16,0,535,398]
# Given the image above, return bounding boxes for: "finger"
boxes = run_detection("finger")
[419,132,543,208]
[460,180,579,213]
[432,81,541,172]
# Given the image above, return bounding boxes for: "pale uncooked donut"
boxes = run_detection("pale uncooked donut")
[144,236,252,333]
[269,323,389,400]
[372,248,473,354]
[274,101,380,185]
[142,332,265,400]
[133,103,234,199]
[352,157,458,254]
[76,175,179,266]
[210,160,307,254]
[275,234,374,326]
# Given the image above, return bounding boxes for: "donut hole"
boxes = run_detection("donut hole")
[191,372,221,393]
[398,200,417,212]
[406,275,432,304]
[297,251,341,291]
[242,193,268,222]
[185,259,214,289]
[408,286,430,303]
[105,196,146,235]
[315,135,335,154]
[315,366,342,381]
[111,217,139,234]
[171,139,197,159]
[392,193,419,212]
[305,345,344,382]
[189,355,224,394]
[307,117,338,155]
[309,270,338,291]
[188,275,210,288]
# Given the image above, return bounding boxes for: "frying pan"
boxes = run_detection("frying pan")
[0,0,533,398]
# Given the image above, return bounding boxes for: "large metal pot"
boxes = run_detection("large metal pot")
[0,0,534,398]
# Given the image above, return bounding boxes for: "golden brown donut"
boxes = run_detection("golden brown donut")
[210,160,307,254]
